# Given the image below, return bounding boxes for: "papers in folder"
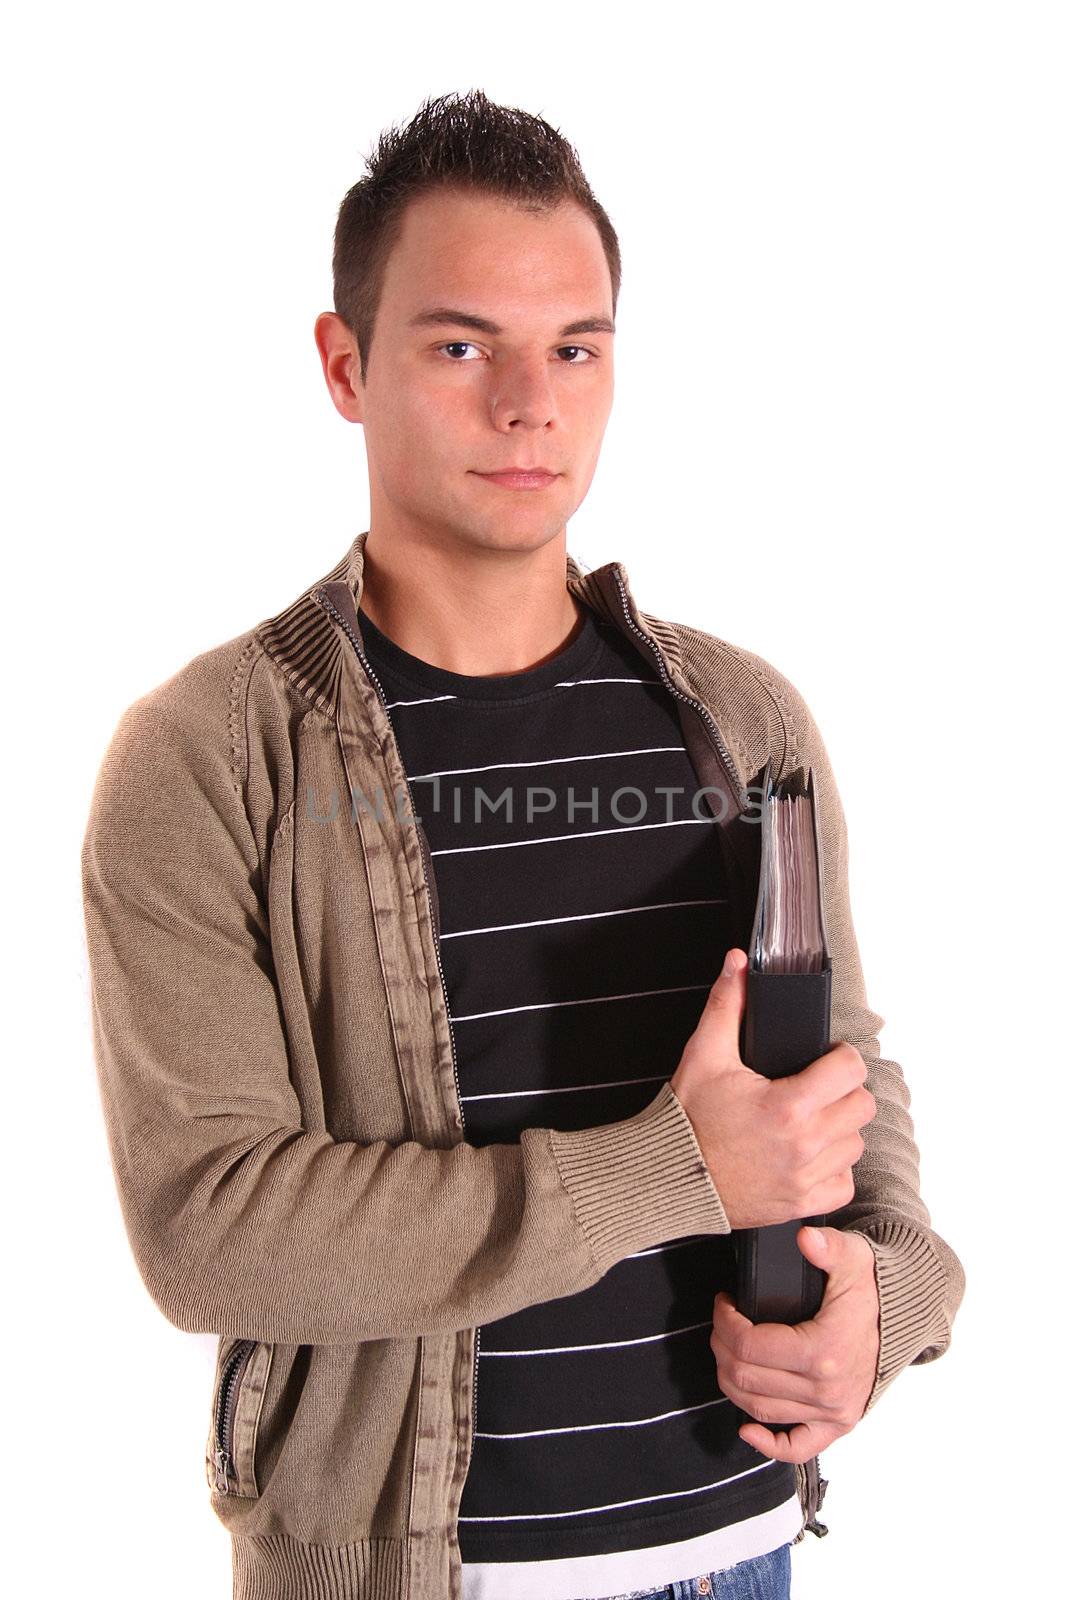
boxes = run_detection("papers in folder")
[751,770,829,976]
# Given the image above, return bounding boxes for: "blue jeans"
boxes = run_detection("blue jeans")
[592,1540,792,1599]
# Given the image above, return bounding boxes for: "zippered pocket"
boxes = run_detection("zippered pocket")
[206,1337,275,1498]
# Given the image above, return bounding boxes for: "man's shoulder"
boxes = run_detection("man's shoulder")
[108,624,260,741]
[106,544,349,754]
[655,612,827,784]
[667,615,797,700]
[86,627,266,827]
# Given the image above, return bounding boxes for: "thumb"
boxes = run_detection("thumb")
[795,1224,849,1286]
[796,1224,829,1264]
[690,947,748,1063]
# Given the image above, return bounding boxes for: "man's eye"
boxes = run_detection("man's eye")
[437,343,596,362]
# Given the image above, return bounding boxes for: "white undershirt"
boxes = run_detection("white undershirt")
[460,1491,804,1600]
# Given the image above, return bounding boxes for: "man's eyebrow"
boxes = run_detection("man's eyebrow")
[408,308,616,337]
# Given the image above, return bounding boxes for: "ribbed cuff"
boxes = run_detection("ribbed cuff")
[854,1219,951,1415]
[547,1081,731,1274]
[232,1533,406,1598]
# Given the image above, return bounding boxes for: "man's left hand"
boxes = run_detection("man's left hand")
[709,1225,880,1463]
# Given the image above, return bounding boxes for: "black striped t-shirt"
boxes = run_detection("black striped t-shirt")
[355,598,801,1600]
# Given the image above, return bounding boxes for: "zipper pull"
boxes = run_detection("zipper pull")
[213,1448,232,1494]
[799,1454,829,1537]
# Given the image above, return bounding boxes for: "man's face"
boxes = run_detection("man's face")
[319,186,615,558]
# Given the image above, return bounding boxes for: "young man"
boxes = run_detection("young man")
[81,90,964,1600]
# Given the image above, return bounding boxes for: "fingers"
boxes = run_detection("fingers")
[782,1041,871,1116]
[822,1084,877,1145]
[737,1418,842,1464]
[806,1167,859,1215]
[712,1329,855,1429]
[730,1391,833,1427]
[712,1347,822,1410]
[711,1293,812,1377]
[803,1129,867,1191]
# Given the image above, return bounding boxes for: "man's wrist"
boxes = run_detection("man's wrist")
[548,1081,732,1275]
[850,1222,950,1415]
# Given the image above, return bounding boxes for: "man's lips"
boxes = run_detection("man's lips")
[472,468,560,489]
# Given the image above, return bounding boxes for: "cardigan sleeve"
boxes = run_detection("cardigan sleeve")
[80,682,731,1347]
[783,678,966,1414]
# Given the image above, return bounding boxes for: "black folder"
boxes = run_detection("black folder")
[733,761,832,1326]
[720,761,834,1532]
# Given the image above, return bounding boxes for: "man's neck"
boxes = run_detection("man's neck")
[356,526,586,678]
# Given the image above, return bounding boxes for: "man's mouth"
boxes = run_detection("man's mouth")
[472,468,560,490]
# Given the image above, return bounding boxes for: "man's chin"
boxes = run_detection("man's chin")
[445,506,569,555]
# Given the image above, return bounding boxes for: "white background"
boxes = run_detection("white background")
[5,3,1064,1596]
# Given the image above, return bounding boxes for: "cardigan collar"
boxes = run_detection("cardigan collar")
[255,528,744,813]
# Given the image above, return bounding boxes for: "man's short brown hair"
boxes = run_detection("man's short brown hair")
[332,88,622,383]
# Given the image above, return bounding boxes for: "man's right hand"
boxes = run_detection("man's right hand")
[669,948,877,1230]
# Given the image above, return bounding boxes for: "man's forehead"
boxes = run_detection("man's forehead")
[382,190,612,309]
[389,238,614,337]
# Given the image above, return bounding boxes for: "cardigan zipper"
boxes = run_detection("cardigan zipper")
[311,586,465,1137]
[311,585,481,1517]
[213,1338,256,1494]
[604,565,746,813]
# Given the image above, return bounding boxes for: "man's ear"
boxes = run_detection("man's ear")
[314,310,365,424]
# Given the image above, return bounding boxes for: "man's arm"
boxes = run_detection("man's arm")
[782,674,966,1414]
[81,689,730,1348]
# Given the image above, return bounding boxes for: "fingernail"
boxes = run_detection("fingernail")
[724,950,741,976]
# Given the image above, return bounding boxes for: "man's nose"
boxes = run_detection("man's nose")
[489,357,558,430]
